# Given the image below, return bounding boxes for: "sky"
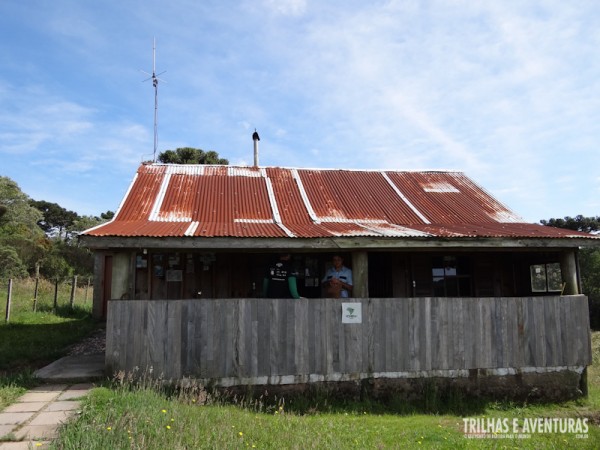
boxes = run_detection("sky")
[1,0,599,223]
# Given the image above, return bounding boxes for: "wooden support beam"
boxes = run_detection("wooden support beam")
[352,251,368,298]
[560,249,580,295]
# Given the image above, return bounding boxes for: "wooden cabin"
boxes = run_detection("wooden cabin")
[80,163,600,399]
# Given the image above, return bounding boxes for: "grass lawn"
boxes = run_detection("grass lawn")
[51,332,600,449]
[3,279,598,449]
[0,278,99,409]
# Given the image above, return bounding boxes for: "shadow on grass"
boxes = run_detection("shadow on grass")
[104,372,571,418]
[0,312,100,374]
[33,303,93,319]
[212,384,546,417]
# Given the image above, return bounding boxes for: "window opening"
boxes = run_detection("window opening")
[432,255,472,296]
[530,263,562,292]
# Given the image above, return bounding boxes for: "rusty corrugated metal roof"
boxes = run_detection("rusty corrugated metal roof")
[82,164,597,240]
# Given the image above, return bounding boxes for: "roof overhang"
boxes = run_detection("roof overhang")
[79,235,598,251]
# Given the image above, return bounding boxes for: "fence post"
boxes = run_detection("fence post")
[85,277,90,302]
[53,278,59,312]
[70,275,77,309]
[33,277,39,312]
[5,279,12,323]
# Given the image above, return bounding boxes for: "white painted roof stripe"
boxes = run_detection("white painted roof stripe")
[382,172,431,225]
[352,222,432,237]
[157,213,192,222]
[184,221,199,236]
[262,168,295,237]
[319,217,387,224]
[166,165,205,175]
[423,182,460,193]
[276,223,295,238]
[292,169,320,224]
[148,172,171,221]
[228,167,262,177]
[234,219,275,223]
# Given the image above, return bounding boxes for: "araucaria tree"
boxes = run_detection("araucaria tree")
[542,215,600,329]
[540,215,600,233]
[157,147,229,165]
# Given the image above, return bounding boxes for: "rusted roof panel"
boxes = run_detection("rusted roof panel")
[265,167,312,225]
[116,170,164,221]
[385,172,522,224]
[298,169,426,224]
[82,164,598,241]
[411,222,591,239]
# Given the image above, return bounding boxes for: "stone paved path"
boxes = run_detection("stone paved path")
[0,383,93,449]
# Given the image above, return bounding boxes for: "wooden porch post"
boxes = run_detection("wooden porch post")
[352,251,368,298]
[112,252,133,300]
[560,249,580,295]
[92,252,106,320]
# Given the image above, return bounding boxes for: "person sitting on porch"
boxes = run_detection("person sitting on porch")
[263,253,301,299]
[322,255,353,298]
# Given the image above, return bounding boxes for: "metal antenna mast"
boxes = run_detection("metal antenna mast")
[141,38,166,162]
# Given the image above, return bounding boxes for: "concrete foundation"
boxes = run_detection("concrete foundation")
[212,367,587,404]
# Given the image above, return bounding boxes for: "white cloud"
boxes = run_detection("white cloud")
[0,80,150,176]
[262,0,307,16]
[1,0,599,220]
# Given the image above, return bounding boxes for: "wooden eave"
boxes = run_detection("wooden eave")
[78,234,597,251]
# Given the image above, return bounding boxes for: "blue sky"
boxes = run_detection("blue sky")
[1,0,599,223]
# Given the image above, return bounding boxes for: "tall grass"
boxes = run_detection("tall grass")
[52,337,600,449]
[1,277,93,319]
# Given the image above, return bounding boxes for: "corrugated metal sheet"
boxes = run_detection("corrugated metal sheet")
[82,164,598,240]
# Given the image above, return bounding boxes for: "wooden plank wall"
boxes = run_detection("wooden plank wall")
[105,296,592,381]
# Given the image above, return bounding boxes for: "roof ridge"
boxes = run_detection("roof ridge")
[144,163,463,174]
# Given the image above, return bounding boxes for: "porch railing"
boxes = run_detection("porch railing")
[105,296,591,383]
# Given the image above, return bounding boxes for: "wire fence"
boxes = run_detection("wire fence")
[2,276,93,322]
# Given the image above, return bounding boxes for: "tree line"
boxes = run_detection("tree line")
[0,147,226,281]
[0,176,112,280]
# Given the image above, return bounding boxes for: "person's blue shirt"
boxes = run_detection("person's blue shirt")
[322,265,353,298]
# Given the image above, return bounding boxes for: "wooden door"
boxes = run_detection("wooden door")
[102,255,112,319]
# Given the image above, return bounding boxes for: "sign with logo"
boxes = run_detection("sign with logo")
[342,302,362,324]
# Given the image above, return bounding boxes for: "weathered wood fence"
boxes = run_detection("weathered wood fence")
[3,277,93,322]
[106,296,591,384]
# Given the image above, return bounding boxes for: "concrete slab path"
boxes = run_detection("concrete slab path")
[0,383,94,449]
[33,354,105,383]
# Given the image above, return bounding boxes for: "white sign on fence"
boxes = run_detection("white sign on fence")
[341,302,362,324]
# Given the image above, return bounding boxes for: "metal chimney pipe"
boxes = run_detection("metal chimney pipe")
[252,129,260,167]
